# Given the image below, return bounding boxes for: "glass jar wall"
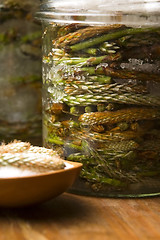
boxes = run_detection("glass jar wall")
[40,0,160,197]
[0,0,42,145]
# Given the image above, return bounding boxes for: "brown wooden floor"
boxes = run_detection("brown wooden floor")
[0,193,160,240]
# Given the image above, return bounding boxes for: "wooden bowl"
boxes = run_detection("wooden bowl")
[0,161,82,207]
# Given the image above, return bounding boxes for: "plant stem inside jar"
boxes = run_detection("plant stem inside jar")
[42,23,160,196]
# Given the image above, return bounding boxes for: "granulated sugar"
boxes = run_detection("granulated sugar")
[0,166,38,178]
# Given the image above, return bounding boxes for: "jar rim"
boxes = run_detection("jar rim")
[39,0,160,12]
[37,0,160,26]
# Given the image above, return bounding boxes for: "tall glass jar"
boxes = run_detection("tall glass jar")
[39,0,160,197]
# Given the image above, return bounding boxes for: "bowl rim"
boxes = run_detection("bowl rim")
[0,160,82,180]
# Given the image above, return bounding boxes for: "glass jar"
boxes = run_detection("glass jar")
[39,0,160,197]
[0,0,42,146]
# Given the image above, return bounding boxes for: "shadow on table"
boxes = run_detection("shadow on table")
[0,193,93,223]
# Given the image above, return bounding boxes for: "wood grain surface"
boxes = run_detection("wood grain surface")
[0,193,160,240]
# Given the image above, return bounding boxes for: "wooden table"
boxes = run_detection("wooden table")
[0,193,160,240]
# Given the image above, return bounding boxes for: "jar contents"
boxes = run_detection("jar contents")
[43,23,160,196]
